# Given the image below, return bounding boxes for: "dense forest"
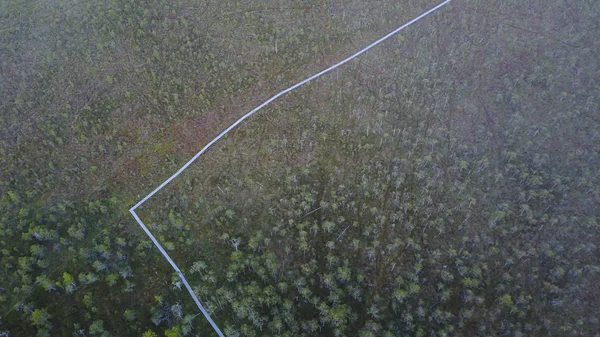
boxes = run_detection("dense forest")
[1,0,599,336]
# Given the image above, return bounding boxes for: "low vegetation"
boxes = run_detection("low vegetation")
[1,0,598,336]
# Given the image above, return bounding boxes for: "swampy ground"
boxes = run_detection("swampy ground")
[1,0,599,336]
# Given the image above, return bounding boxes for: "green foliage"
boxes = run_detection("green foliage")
[500,294,514,308]
[30,309,51,327]
[142,330,158,337]
[89,320,105,335]
[62,272,74,286]
[164,326,180,337]
[123,309,137,322]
